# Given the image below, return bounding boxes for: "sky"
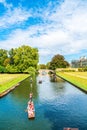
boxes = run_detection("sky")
[0,0,87,64]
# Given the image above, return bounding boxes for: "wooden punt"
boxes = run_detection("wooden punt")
[64,128,79,130]
[27,101,35,119]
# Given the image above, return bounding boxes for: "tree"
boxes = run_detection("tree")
[39,64,46,69]
[6,64,18,73]
[0,45,39,73]
[3,58,10,66]
[10,45,39,72]
[0,65,6,73]
[9,48,15,65]
[0,49,8,66]
[49,54,69,70]
[24,66,36,76]
[46,62,51,69]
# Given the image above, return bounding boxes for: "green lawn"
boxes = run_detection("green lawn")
[56,72,87,91]
[0,74,29,94]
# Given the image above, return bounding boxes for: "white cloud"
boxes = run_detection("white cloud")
[39,49,52,56]
[0,0,12,8]
[0,0,5,2]
[0,7,32,28]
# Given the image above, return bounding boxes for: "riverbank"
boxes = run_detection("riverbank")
[0,74,29,97]
[56,72,87,93]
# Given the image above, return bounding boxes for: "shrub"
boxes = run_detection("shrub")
[24,66,36,76]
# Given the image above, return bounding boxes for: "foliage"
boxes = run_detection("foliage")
[56,68,77,72]
[46,62,50,69]
[78,67,87,72]
[9,48,15,65]
[6,65,18,73]
[0,65,6,73]
[12,45,38,72]
[49,54,69,70]
[0,45,39,73]
[0,49,8,66]
[3,58,10,67]
[84,66,87,71]
[24,66,36,76]
[39,64,46,69]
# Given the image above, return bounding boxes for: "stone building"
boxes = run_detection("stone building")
[71,56,87,68]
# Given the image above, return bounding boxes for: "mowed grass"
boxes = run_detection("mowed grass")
[56,72,87,91]
[0,74,29,94]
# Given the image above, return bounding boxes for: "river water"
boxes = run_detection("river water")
[0,75,87,130]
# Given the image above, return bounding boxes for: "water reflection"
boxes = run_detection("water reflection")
[11,76,38,100]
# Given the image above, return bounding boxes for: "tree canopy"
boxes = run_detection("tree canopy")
[0,49,8,66]
[49,54,69,70]
[0,45,39,73]
[39,64,46,69]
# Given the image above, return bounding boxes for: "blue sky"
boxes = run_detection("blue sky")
[0,0,87,64]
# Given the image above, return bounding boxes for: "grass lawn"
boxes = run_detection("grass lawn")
[56,72,87,91]
[0,74,29,94]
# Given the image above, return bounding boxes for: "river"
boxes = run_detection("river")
[0,75,87,130]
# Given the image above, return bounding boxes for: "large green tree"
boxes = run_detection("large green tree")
[49,54,69,70]
[9,45,39,72]
[0,45,39,73]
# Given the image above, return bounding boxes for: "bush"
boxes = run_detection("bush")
[83,67,87,72]
[6,64,18,73]
[0,65,6,73]
[78,67,87,72]
[24,66,36,76]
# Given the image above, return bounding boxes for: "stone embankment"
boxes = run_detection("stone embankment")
[0,83,20,98]
[56,74,87,94]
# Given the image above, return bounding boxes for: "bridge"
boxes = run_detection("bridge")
[38,69,54,75]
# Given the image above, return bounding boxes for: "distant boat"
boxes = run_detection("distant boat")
[38,80,42,84]
[27,101,35,119]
